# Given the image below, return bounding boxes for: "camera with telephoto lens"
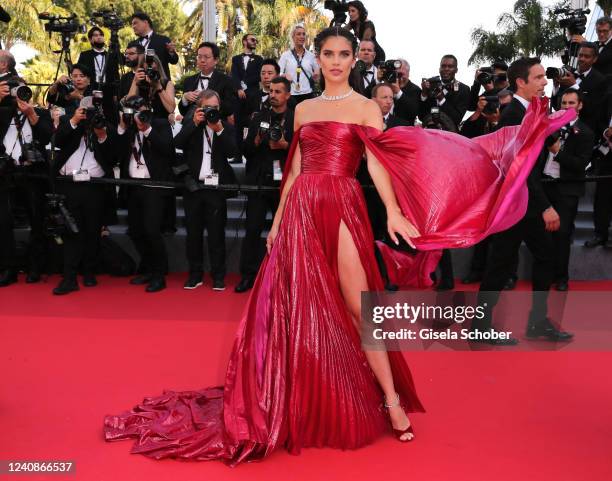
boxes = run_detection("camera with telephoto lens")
[83,90,106,129]
[258,110,283,142]
[197,106,221,124]
[144,49,160,82]
[121,96,149,127]
[91,7,124,31]
[554,7,590,35]
[5,78,33,102]
[38,12,86,35]
[377,59,402,84]
[44,193,79,244]
[546,66,576,80]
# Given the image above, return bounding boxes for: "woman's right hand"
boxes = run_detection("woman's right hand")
[266,223,280,254]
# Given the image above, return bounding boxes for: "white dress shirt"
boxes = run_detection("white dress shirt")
[3,115,33,165]
[514,94,530,110]
[199,125,225,180]
[92,48,107,83]
[117,125,153,178]
[60,122,105,177]
[543,119,578,179]
[278,49,317,96]
[362,65,378,91]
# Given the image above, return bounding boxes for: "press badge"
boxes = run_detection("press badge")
[72,169,90,182]
[203,172,219,186]
[273,160,282,181]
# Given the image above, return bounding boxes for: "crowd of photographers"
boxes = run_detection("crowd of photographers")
[0,5,611,297]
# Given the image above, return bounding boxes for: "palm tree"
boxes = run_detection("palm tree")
[469,0,566,65]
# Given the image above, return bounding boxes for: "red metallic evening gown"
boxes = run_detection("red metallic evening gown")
[104,98,574,465]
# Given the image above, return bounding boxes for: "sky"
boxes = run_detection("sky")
[11,0,600,89]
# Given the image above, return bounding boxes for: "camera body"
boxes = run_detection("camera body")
[545,124,573,148]
[424,75,444,99]
[91,8,124,31]
[324,0,349,25]
[476,67,507,86]
[83,90,106,129]
[482,95,500,114]
[197,106,221,125]
[377,59,402,84]
[554,7,590,35]
[121,96,151,127]
[57,80,76,97]
[142,49,160,82]
[258,109,284,142]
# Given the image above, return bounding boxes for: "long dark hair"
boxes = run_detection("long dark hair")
[348,1,368,35]
[314,27,364,95]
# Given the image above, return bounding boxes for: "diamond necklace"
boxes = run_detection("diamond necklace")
[320,88,354,101]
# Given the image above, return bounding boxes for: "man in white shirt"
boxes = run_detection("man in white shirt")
[279,24,320,105]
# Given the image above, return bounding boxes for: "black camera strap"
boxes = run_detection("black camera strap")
[10,111,28,165]
[130,131,147,169]
[291,49,312,87]
[203,127,213,155]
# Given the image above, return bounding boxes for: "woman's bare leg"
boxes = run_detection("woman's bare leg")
[337,221,413,440]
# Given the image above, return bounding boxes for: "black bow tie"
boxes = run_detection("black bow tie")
[93,51,105,56]
[364,70,374,76]
[243,53,253,57]
[576,72,586,80]
[200,75,211,80]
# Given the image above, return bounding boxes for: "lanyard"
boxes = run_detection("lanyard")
[79,133,92,170]
[132,132,145,168]
[203,127,213,154]
[9,113,26,163]
[94,53,106,81]
[291,49,311,86]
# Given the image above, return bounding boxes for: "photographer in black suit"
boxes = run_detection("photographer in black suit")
[357,39,378,98]
[117,97,176,293]
[77,27,120,124]
[119,44,144,100]
[180,42,237,124]
[552,42,607,136]
[52,100,114,295]
[236,77,293,293]
[129,12,178,78]
[475,57,573,345]
[542,89,594,291]
[420,55,470,130]
[0,54,53,286]
[378,59,421,126]
[174,90,238,291]
[594,16,611,76]
[245,59,280,120]
[467,61,509,112]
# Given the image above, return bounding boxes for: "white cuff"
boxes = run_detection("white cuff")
[394,90,403,100]
[143,126,153,137]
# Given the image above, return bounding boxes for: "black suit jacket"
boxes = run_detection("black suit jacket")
[497,97,551,217]
[116,119,176,181]
[231,54,264,92]
[552,68,608,135]
[179,70,238,119]
[173,119,238,187]
[594,41,612,76]
[393,81,421,126]
[245,88,269,119]
[384,113,410,130]
[243,109,294,186]
[540,119,594,197]
[53,117,114,176]
[419,80,471,129]
[128,32,178,78]
[77,49,120,124]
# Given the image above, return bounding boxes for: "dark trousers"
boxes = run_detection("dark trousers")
[239,191,279,279]
[128,186,168,279]
[476,214,554,330]
[0,186,15,270]
[57,182,105,279]
[184,189,227,280]
[593,169,612,240]
[468,237,519,278]
[438,249,454,283]
[0,178,47,273]
[544,183,579,282]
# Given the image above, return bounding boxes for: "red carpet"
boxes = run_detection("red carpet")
[1,274,611,481]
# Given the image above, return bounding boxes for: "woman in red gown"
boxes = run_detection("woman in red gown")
[104,28,575,465]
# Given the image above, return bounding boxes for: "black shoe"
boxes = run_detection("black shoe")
[25,271,41,284]
[435,279,454,291]
[53,278,79,295]
[130,274,152,285]
[584,236,607,248]
[212,279,226,291]
[555,280,568,292]
[461,272,483,284]
[234,277,254,293]
[184,273,203,290]
[469,328,519,345]
[503,275,517,290]
[0,269,18,287]
[526,319,574,341]
[385,282,399,292]
[145,277,166,293]
[83,274,98,287]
